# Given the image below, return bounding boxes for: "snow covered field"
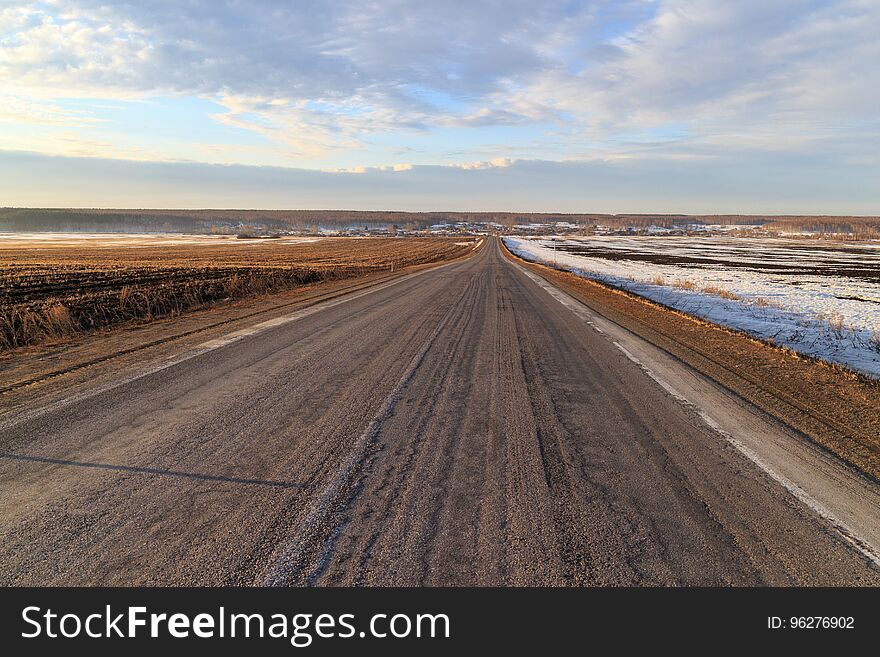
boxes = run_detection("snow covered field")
[0,232,324,248]
[505,235,880,378]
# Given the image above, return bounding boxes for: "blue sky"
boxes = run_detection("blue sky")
[1,0,878,212]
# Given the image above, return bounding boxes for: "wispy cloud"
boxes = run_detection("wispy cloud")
[3,149,877,214]
[0,94,99,127]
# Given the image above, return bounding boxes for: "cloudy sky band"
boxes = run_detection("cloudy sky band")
[1,0,877,210]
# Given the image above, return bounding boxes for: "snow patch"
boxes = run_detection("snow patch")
[505,236,880,378]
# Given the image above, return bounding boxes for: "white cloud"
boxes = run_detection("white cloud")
[1,0,878,170]
[452,158,515,170]
[0,1,642,156]
[507,0,880,153]
[3,149,877,213]
[0,94,97,126]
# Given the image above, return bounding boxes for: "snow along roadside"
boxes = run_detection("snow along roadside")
[508,256,880,569]
[504,237,880,379]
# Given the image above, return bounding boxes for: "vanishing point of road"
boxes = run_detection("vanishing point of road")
[1,238,878,585]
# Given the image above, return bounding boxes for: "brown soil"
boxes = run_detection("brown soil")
[0,237,473,349]
[0,238,482,398]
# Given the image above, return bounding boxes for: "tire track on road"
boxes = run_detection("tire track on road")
[262,278,475,586]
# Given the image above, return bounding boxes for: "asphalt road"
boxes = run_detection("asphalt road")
[1,238,877,585]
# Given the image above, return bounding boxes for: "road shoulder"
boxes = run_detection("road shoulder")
[0,245,483,422]
[500,238,880,480]
[501,241,880,569]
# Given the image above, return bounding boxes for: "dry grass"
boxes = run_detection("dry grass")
[827,311,846,338]
[672,279,697,291]
[0,237,472,350]
[702,285,740,301]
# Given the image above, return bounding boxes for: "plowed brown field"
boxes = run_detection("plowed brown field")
[0,237,474,349]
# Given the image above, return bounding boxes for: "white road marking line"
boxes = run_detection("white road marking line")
[511,257,880,569]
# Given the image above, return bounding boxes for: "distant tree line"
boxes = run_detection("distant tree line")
[0,208,877,235]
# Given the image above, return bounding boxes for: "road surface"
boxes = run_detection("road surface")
[1,238,877,585]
